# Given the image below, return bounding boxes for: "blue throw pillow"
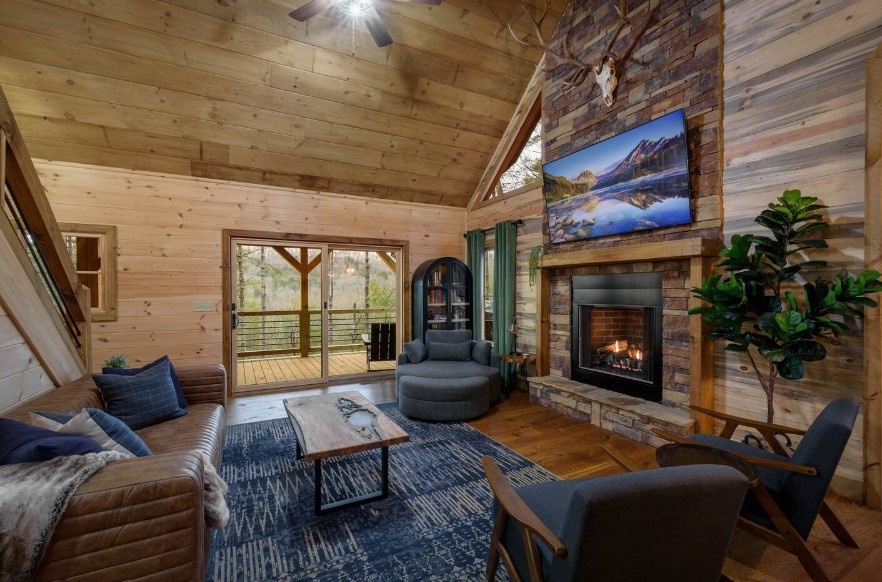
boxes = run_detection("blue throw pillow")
[403,340,427,363]
[472,340,493,366]
[427,340,473,361]
[103,355,188,408]
[93,360,186,430]
[31,409,151,457]
[0,418,103,465]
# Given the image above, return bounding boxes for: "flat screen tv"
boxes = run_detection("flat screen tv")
[543,109,691,243]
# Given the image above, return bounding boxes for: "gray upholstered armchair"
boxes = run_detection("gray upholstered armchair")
[653,398,860,582]
[483,455,749,582]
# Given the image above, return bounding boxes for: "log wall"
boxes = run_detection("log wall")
[720,0,882,498]
[39,161,466,371]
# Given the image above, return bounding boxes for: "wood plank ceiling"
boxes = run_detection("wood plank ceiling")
[0,0,567,207]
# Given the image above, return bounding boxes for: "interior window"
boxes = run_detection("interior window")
[61,224,117,322]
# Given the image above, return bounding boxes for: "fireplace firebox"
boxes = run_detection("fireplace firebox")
[571,273,663,402]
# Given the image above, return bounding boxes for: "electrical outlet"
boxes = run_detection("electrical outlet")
[193,301,215,312]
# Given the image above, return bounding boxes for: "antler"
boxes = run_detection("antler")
[507,0,659,96]
[508,0,591,92]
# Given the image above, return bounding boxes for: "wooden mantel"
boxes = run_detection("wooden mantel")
[535,237,723,433]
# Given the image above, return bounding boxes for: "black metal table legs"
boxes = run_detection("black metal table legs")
[313,446,390,515]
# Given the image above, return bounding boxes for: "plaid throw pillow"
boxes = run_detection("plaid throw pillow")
[93,360,186,430]
[103,355,188,408]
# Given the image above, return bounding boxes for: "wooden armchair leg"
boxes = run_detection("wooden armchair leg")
[818,501,859,548]
[486,506,506,581]
[788,532,833,582]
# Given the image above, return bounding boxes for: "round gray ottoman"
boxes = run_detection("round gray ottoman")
[398,375,489,421]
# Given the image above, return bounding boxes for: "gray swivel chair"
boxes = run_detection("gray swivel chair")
[483,455,749,582]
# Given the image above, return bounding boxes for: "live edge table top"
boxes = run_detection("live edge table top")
[283,391,410,461]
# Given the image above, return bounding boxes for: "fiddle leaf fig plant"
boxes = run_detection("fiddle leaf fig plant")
[690,189,882,422]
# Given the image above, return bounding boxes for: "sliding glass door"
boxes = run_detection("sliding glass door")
[228,237,401,392]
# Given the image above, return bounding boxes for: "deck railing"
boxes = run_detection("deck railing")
[236,308,395,359]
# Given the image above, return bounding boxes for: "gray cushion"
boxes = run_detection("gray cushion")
[403,340,427,363]
[398,375,487,402]
[425,329,473,344]
[427,340,472,361]
[472,341,492,366]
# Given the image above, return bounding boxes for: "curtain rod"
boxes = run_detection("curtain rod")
[462,219,523,238]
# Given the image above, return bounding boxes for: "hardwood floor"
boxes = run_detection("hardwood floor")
[227,382,882,581]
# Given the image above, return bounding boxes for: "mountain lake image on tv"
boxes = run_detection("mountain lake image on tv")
[543,109,691,243]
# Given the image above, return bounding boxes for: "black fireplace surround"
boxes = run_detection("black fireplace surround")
[571,273,663,402]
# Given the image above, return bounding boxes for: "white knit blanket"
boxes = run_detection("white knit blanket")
[0,451,128,582]
[0,451,229,582]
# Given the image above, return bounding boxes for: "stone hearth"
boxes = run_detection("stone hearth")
[527,376,695,446]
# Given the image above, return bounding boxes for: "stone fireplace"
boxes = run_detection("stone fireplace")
[528,239,722,445]
[571,273,663,402]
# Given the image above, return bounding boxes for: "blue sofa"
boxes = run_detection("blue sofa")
[396,330,501,420]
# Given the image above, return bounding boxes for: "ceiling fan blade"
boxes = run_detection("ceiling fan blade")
[289,0,335,21]
[364,7,394,47]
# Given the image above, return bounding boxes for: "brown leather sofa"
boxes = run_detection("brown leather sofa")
[2,364,227,581]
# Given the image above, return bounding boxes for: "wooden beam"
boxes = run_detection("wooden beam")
[0,86,85,322]
[535,264,551,377]
[864,42,882,509]
[305,253,322,274]
[272,246,303,273]
[376,251,396,274]
[468,59,545,211]
[690,256,716,434]
[540,238,723,269]
[299,247,310,358]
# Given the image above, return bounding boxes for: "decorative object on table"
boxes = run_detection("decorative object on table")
[543,109,690,243]
[207,404,555,581]
[528,245,542,288]
[412,257,472,342]
[482,452,748,582]
[690,189,882,422]
[652,399,860,582]
[507,322,520,355]
[505,0,660,105]
[102,353,128,369]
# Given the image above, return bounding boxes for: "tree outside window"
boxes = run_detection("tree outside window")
[492,121,542,198]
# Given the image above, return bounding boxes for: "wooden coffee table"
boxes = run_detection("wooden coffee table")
[284,391,410,515]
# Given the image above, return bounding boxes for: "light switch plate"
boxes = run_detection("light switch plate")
[193,301,215,312]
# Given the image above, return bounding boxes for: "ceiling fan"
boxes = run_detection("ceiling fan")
[289,0,442,48]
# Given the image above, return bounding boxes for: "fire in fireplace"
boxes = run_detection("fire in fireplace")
[571,273,663,402]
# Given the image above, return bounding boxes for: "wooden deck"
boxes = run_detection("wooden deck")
[236,351,395,388]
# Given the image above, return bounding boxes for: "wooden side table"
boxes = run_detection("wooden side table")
[500,353,536,393]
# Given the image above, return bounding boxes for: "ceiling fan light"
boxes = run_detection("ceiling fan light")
[337,0,373,17]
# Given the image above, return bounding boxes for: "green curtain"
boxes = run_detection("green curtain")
[465,229,485,340]
[493,221,517,386]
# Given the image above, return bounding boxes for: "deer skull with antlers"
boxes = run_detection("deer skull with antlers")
[508,0,659,107]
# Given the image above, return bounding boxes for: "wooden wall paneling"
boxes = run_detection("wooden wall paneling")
[721,0,882,499]
[0,0,567,206]
[689,256,715,434]
[41,161,465,371]
[864,42,882,508]
[0,205,84,389]
[467,61,544,210]
[0,304,54,413]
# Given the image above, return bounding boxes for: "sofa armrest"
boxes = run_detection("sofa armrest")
[36,452,206,582]
[490,353,501,369]
[397,352,410,365]
[177,364,227,407]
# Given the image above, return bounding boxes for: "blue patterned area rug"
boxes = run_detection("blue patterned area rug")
[207,403,555,581]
